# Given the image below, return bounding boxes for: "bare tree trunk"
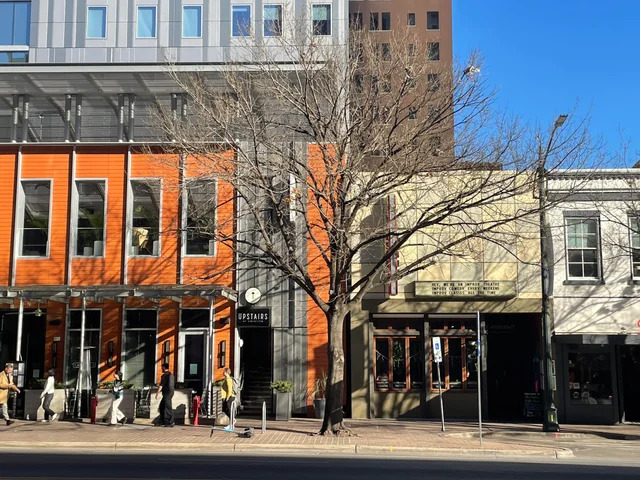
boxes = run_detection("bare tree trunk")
[320,307,346,435]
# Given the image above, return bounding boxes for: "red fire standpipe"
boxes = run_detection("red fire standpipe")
[90,395,98,424]
[193,396,201,426]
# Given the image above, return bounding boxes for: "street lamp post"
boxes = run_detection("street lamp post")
[538,114,567,433]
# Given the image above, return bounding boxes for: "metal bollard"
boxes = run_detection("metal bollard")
[90,395,98,424]
[261,401,266,433]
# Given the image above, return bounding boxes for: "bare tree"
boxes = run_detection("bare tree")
[150,25,601,434]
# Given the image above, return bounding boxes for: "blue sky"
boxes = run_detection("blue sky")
[453,1,640,165]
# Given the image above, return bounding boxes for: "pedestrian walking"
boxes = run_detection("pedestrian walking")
[155,363,175,427]
[108,371,127,426]
[221,367,236,431]
[0,363,20,426]
[39,369,59,423]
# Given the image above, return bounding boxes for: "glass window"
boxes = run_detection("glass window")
[369,12,378,31]
[630,217,640,278]
[566,217,600,279]
[427,11,440,30]
[185,180,217,256]
[408,107,416,120]
[182,5,202,38]
[124,310,157,389]
[568,352,612,405]
[66,310,101,387]
[137,6,157,38]
[427,42,440,61]
[408,44,415,56]
[312,5,331,36]
[131,180,161,256]
[263,5,282,37]
[428,73,440,92]
[349,12,362,30]
[181,309,210,329]
[375,336,422,391]
[408,13,416,26]
[381,12,391,31]
[87,6,107,39]
[0,1,31,46]
[76,181,105,257]
[0,51,27,63]
[430,333,478,392]
[232,5,251,37]
[381,43,391,61]
[21,180,50,257]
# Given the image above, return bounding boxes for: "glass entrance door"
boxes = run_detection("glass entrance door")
[181,332,206,394]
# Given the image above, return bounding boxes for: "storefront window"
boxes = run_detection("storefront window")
[430,327,478,392]
[124,310,157,388]
[66,310,101,387]
[568,352,612,405]
[375,336,422,392]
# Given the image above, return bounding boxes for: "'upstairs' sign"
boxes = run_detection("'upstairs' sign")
[414,281,516,299]
[237,308,271,327]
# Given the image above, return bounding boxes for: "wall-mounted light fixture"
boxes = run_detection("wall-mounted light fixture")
[163,340,171,365]
[107,341,115,367]
[219,340,226,368]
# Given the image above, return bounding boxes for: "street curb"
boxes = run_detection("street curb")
[446,431,640,442]
[0,441,573,458]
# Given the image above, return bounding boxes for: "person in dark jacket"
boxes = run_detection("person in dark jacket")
[108,371,127,426]
[155,363,175,427]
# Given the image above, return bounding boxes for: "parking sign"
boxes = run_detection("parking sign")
[432,336,442,363]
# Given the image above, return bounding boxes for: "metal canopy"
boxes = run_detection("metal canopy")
[1,284,237,303]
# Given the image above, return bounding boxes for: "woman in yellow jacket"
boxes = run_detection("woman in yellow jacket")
[221,368,236,430]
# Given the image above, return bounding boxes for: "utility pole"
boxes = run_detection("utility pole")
[538,114,567,433]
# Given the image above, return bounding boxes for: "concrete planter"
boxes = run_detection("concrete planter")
[23,389,66,421]
[149,388,192,425]
[96,389,136,423]
[274,391,291,421]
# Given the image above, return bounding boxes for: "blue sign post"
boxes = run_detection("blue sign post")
[432,336,445,432]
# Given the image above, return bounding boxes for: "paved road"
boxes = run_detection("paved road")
[1,452,640,480]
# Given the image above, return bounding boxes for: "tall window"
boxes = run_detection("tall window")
[87,6,107,39]
[427,42,440,61]
[428,73,440,92]
[263,5,282,37]
[20,180,51,257]
[381,43,391,61]
[568,352,612,405]
[0,1,31,62]
[232,5,251,37]
[130,180,161,256]
[427,11,440,30]
[349,12,362,30]
[381,12,391,31]
[137,6,157,38]
[182,5,202,38]
[430,335,478,391]
[66,310,101,387]
[76,181,106,257]
[124,310,157,389]
[369,12,379,31]
[407,13,416,26]
[566,217,600,279]
[630,217,640,278]
[375,337,424,391]
[312,5,331,36]
[185,180,217,256]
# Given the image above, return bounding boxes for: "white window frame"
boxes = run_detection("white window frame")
[629,216,640,280]
[128,178,163,258]
[64,308,102,386]
[565,216,601,280]
[72,178,108,258]
[136,5,158,39]
[182,178,217,258]
[231,4,252,37]
[17,178,53,259]
[121,308,159,388]
[182,4,203,39]
[311,4,332,36]
[178,308,212,384]
[86,6,108,39]
[263,4,283,37]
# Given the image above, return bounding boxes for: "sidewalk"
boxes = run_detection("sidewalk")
[0,418,575,458]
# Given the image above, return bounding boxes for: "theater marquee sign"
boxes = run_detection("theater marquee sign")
[415,281,517,299]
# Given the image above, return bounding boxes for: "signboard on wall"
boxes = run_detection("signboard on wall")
[415,281,517,299]
[237,308,271,328]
